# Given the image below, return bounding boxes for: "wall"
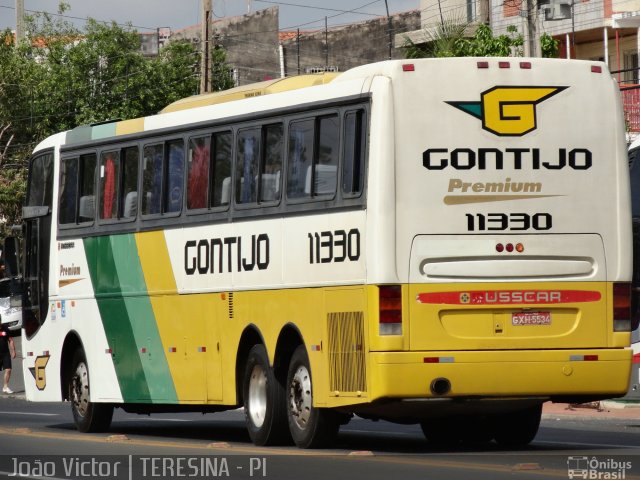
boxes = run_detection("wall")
[280,11,421,75]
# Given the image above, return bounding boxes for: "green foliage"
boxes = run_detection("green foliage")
[540,33,560,58]
[0,2,230,232]
[211,45,235,92]
[403,21,523,58]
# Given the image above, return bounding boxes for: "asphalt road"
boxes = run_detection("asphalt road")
[2,337,639,480]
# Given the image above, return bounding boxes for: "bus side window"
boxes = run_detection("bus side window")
[77,153,97,223]
[165,140,184,214]
[59,157,79,225]
[142,144,163,216]
[187,136,211,210]
[261,124,283,202]
[342,109,366,197]
[313,115,338,196]
[287,119,314,199]
[99,150,120,220]
[121,147,139,219]
[236,128,261,204]
[212,131,232,207]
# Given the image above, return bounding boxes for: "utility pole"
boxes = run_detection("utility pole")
[15,0,25,44]
[525,0,539,57]
[200,0,212,94]
[384,0,392,60]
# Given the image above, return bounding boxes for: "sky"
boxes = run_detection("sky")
[0,0,420,33]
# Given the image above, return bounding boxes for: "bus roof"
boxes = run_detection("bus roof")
[160,72,340,114]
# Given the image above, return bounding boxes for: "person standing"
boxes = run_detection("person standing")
[0,324,16,394]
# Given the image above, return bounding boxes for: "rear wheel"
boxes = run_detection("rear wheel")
[242,344,289,446]
[69,349,113,433]
[492,404,542,448]
[286,345,340,448]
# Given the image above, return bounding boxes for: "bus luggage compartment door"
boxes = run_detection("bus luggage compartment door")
[408,234,608,351]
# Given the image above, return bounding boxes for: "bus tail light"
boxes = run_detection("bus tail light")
[379,285,402,335]
[613,282,632,331]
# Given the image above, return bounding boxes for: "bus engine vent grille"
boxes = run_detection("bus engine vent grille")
[228,292,234,319]
[327,312,366,394]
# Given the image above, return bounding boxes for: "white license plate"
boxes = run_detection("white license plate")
[511,311,551,326]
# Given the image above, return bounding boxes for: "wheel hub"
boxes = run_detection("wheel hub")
[289,365,312,429]
[247,364,268,428]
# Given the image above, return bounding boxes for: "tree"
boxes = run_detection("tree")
[0,2,217,234]
[540,33,560,58]
[211,45,235,92]
[403,22,524,59]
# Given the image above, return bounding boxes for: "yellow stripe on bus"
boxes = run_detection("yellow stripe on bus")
[135,231,211,403]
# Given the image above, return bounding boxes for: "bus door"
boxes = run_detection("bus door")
[22,152,54,338]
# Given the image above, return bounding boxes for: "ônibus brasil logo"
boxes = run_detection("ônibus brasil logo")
[446,86,567,136]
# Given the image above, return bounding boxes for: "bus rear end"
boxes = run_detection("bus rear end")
[363,58,633,445]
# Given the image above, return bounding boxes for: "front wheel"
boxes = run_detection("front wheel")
[69,350,113,433]
[242,345,289,446]
[286,345,340,448]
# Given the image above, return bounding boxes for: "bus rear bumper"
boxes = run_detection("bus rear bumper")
[368,348,632,401]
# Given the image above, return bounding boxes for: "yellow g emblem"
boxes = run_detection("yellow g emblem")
[447,86,567,136]
[29,355,50,391]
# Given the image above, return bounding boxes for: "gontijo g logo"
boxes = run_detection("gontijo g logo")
[447,86,567,136]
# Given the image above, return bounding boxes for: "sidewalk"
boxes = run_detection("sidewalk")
[543,401,640,420]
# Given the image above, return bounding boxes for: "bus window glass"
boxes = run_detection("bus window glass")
[142,144,163,215]
[59,157,78,225]
[630,146,640,218]
[315,115,339,196]
[121,147,139,219]
[212,132,232,207]
[187,136,211,210]
[342,110,366,196]
[287,119,314,199]
[99,150,120,220]
[78,153,96,223]
[261,124,283,202]
[165,140,184,213]
[28,153,54,208]
[236,128,261,204]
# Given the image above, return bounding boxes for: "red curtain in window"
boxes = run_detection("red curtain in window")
[103,156,115,219]
[188,142,209,209]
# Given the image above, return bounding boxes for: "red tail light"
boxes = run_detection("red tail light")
[613,282,632,331]
[379,285,402,335]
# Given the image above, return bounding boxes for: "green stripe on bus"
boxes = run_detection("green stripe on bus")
[84,235,178,403]
[109,234,178,403]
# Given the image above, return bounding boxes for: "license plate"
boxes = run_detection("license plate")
[511,311,551,326]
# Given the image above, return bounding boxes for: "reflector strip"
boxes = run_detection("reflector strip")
[168,347,177,353]
[633,353,640,364]
[570,355,599,361]
[520,62,532,69]
[499,61,510,69]
[311,344,322,351]
[27,352,33,357]
[417,290,602,305]
[198,346,207,353]
[591,65,602,73]
[43,351,50,356]
[423,357,455,363]
[105,348,113,354]
[477,61,489,69]
[140,347,147,354]
[402,64,415,72]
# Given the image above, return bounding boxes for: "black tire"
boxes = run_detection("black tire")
[242,344,290,446]
[286,345,340,448]
[420,417,463,448]
[493,404,542,448]
[69,349,113,433]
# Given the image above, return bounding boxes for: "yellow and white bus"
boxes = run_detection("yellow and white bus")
[9,58,635,448]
